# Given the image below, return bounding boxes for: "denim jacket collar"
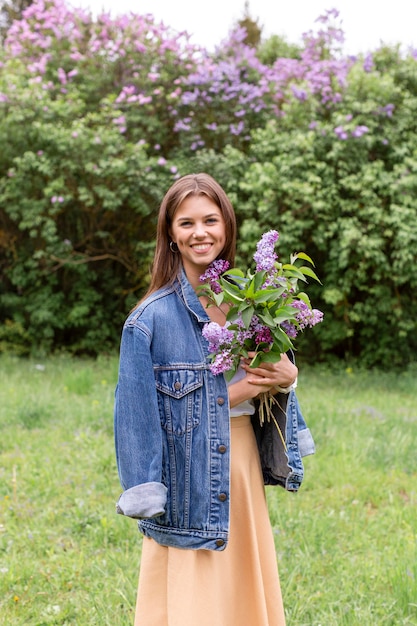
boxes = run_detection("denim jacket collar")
[175,267,211,324]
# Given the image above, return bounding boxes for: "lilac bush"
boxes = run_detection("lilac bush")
[170,10,354,152]
[1,0,415,364]
[1,2,360,161]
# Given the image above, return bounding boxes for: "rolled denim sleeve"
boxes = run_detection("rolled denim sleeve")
[116,482,167,519]
[114,320,167,519]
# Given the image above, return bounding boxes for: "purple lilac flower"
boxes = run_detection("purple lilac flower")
[363,53,374,73]
[57,67,67,84]
[210,350,235,375]
[334,125,348,140]
[249,316,273,347]
[309,308,324,325]
[200,259,230,294]
[379,103,395,117]
[202,322,234,352]
[291,85,307,101]
[291,300,324,329]
[351,125,369,138]
[234,313,253,345]
[281,321,298,339]
[254,325,273,345]
[253,230,279,272]
[230,121,244,135]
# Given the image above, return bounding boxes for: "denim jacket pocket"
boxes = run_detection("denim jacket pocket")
[155,368,204,435]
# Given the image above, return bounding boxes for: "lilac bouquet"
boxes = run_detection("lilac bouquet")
[199,230,323,382]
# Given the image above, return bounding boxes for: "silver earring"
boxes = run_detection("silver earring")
[169,241,178,253]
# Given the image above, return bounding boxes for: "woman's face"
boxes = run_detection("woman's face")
[170,194,226,284]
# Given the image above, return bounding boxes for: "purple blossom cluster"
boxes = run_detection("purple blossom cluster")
[253,230,279,272]
[202,314,274,375]
[379,103,395,117]
[199,229,323,376]
[334,124,369,140]
[363,53,374,73]
[281,301,324,339]
[202,322,234,353]
[201,322,235,375]
[199,259,230,294]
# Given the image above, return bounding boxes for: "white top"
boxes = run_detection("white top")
[227,366,256,417]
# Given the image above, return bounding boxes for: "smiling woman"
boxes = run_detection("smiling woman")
[139,173,236,300]
[114,172,303,625]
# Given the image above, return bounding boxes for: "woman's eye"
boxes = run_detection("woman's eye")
[206,218,218,224]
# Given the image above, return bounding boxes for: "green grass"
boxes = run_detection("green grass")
[269,365,417,625]
[0,356,416,625]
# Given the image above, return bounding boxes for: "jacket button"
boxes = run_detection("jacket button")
[217,397,225,405]
[215,539,225,547]
[174,381,182,390]
[218,445,227,454]
[218,493,227,502]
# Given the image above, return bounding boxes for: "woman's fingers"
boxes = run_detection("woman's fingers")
[242,352,297,388]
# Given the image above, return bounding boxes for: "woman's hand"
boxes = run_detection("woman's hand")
[241,352,298,391]
[228,353,298,408]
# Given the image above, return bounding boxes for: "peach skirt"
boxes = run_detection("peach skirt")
[134,415,286,626]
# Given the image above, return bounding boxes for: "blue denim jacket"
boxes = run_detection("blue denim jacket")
[114,269,315,551]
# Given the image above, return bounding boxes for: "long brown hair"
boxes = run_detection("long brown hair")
[140,173,237,302]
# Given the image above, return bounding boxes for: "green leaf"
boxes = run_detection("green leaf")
[224,363,239,382]
[253,270,267,291]
[257,309,276,326]
[273,305,298,323]
[212,292,225,307]
[257,349,284,364]
[253,286,287,302]
[271,327,294,352]
[249,352,264,368]
[299,266,322,283]
[282,264,306,280]
[223,268,245,278]
[296,292,312,307]
[219,278,242,293]
[245,276,257,299]
[240,305,254,327]
[221,282,245,302]
[283,269,307,282]
[291,251,315,266]
[222,270,248,289]
[226,305,240,321]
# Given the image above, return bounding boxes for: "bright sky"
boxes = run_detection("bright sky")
[71,0,417,54]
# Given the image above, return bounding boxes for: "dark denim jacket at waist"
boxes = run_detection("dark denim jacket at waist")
[114,269,315,551]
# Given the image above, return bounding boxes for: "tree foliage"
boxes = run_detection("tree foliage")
[237,1,262,48]
[0,0,32,42]
[0,1,416,366]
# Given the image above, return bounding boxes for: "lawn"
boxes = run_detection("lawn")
[0,355,416,625]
